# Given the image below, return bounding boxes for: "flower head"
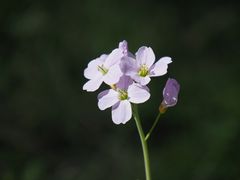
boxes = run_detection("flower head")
[123,46,172,85]
[83,40,177,124]
[83,48,124,92]
[159,78,180,113]
[97,76,150,124]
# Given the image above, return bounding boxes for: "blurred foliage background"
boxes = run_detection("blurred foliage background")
[0,0,240,180]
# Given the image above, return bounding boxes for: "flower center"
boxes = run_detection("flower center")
[97,65,108,75]
[138,64,149,77]
[118,89,128,100]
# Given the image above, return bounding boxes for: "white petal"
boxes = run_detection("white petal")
[97,89,109,99]
[150,57,172,77]
[159,56,172,64]
[82,74,103,92]
[98,89,119,110]
[132,75,151,86]
[136,46,155,67]
[111,100,132,124]
[103,64,122,85]
[128,84,150,104]
[84,55,107,79]
[104,49,123,68]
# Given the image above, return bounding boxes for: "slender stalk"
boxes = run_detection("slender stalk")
[145,112,161,141]
[132,104,151,180]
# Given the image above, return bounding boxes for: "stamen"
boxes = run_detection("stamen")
[110,84,117,90]
[138,64,149,77]
[97,65,108,75]
[118,89,128,100]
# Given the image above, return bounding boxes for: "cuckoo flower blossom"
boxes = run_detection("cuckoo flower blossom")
[97,76,150,124]
[123,46,172,85]
[83,49,123,92]
[160,78,180,113]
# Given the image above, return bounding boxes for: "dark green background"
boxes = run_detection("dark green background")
[0,0,240,179]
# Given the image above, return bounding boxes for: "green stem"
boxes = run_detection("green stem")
[132,104,151,180]
[145,113,161,141]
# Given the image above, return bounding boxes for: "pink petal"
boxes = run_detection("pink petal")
[159,56,172,64]
[84,55,107,79]
[128,83,150,104]
[111,100,132,124]
[104,49,123,68]
[118,40,128,56]
[98,89,119,110]
[150,57,172,77]
[120,56,138,76]
[116,75,133,90]
[136,46,155,67]
[82,74,103,92]
[132,75,151,86]
[103,64,122,85]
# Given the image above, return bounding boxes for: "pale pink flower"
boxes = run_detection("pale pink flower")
[97,76,150,124]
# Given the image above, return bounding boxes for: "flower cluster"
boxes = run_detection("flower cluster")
[83,40,175,124]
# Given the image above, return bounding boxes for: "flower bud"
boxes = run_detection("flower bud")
[159,78,180,113]
[118,40,128,56]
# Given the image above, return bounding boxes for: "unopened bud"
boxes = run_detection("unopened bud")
[159,78,180,113]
